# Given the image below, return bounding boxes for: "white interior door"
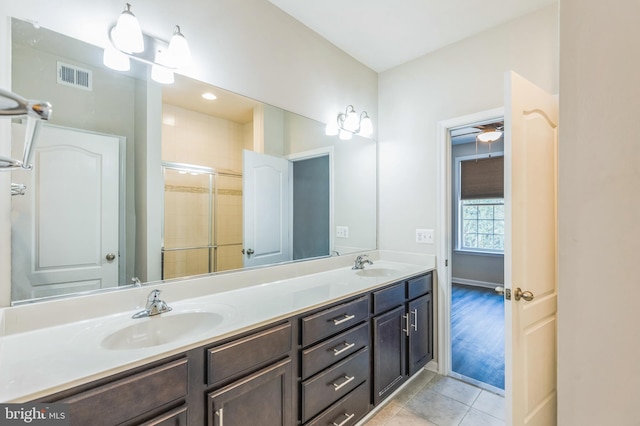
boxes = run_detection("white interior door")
[504,71,558,425]
[11,124,120,300]
[242,150,291,267]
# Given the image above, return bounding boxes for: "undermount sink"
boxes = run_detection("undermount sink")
[101,311,224,350]
[355,268,400,278]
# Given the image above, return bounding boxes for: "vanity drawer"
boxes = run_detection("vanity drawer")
[305,381,370,426]
[302,297,369,347]
[139,405,188,426]
[301,347,369,423]
[372,283,405,314]
[207,322,292,386]
[301,322,369,380]
[59,357,188,426]
[407,272,432,300]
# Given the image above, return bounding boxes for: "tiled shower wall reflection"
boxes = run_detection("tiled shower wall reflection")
[162,104,249,279]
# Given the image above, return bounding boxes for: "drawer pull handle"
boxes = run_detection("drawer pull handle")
[216,408,224,426]
[333,341,356,356]
[411,308,418,331]
[333,314,355,325]
[332,412,355,426]
[333,375,355,391]
[402,313,410,336]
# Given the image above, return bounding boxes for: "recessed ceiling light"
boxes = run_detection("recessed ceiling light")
[202,92,217,100]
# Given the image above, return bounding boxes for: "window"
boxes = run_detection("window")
[460,198,504,252]
[456,154,504,254]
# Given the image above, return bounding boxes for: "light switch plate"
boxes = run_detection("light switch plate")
[336,226,349,238]
[416,228,434,244]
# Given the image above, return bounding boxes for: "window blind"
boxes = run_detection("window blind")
[460,156,504,199]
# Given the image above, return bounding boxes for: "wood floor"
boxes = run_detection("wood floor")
[451,283,504,390]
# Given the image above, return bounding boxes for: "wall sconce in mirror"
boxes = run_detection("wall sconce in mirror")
[0,88,52,171]
[103,3,191,85]
[325,105,374,140]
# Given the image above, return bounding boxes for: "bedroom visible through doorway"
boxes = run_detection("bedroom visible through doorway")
[449,119,505,393]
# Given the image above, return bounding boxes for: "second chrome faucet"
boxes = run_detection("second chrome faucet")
[352,254,373,270]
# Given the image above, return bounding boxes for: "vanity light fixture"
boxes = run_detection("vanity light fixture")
[103,3,191,85]
[111,3,144,54]
[326,105,374,140]
[168,26,191,66]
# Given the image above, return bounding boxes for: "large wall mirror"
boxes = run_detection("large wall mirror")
[9,18,377,304]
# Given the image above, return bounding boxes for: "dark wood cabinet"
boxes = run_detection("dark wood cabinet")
[299,296,371,425]
[408,293,433,376]
[372,305,407,405]
[372,272,433,406]
[50,357,189,426]
[139,406,189,426]
[32,270,433,426]
[207,358,293,426]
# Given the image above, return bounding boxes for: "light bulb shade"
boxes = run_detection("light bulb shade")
[342,110,359,132]
[151,64,175,84]
[103,46,131,71]
[112,4,144,53]
[477,130,502,143]
[167,26,191,68]
[359,115,373,137]
[338,129,353,140]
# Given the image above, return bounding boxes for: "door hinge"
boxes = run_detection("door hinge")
[445,259,448,267]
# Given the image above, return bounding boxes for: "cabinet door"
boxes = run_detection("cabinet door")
[408,293,433,376]
[208,358,292,426]
[372,305,407,405]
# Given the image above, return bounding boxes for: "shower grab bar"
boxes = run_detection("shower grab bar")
[0,88,53,171]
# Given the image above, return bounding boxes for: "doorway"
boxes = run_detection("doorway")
[435,107,505,389]
[448,120,505,392]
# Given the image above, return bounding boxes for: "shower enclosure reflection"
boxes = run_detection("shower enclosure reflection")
[162,163,243,279]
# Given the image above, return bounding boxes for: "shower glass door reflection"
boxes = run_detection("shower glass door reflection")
[162,163,213,280]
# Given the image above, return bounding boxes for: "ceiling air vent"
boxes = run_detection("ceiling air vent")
[57,61,92,91]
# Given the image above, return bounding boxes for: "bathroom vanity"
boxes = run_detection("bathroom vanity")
[0,255,434,425]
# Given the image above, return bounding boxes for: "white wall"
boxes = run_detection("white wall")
[378,5,558,254]
[558,1,640,424]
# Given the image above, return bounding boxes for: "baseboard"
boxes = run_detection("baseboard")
[452,277,503,289]
[448,371,505,396]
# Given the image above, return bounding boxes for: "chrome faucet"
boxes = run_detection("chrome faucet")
[352,254,373,270]
[0,88,52,170]
[132,289,172,319]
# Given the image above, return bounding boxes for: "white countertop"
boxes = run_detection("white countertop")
[0,254,434,402]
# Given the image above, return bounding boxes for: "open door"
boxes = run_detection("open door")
[11,124,120,300]
[242,150,291,267]
[504,71,558,425]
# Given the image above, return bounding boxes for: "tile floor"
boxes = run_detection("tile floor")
[361,370,505,426]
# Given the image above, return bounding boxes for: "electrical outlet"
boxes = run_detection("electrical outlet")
[416,228,434,244]
[336,226,349,238]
